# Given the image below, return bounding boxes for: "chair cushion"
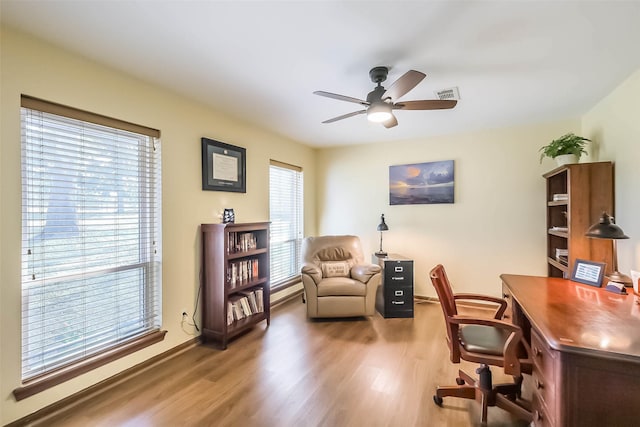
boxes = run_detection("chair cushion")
[317,277,366,297]
[321,261,350,278]
[459,325,511,356]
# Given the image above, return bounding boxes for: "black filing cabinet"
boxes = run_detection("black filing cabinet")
[373,254,414,318]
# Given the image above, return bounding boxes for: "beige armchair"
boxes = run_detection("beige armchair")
[300,235,382,318]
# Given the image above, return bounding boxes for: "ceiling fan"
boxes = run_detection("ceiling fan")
[313,66,457,128]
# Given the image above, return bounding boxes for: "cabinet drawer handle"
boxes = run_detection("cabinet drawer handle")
[394,266,404,272]
[503,293,510,299]
[394,290,404,296]
[533,346,542,358]
[534,410,543,421]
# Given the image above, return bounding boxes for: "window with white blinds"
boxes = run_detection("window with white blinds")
[20,96,162,384]
[269,160,303,288]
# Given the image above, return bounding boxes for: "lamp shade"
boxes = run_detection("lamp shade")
[377,214,389,231]
[585,212,629,240]
[367,103,392,123]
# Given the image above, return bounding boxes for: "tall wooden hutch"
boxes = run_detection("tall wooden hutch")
[544,162,614,278]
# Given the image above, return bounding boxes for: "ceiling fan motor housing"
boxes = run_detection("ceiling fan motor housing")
[369,66,389,84]
[366,86,387,103]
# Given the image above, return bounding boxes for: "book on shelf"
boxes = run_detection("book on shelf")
[556,255,568,266]
[555,248,568,261]
[227,288,265,324]
[227,258,260,288]
[550,226,568,232]
[552,193,568,201]
[228,295,246,322]
[240,290,259,314]
[255,288,264,312]
[226,302,235,325]
[227,232,258,253]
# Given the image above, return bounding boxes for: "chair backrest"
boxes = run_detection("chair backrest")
[301,235,365,267]
[429,264,460,362]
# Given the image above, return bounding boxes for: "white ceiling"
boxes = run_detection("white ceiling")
[2,1,640,147]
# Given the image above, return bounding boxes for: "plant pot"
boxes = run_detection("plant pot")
[555,154,578,166]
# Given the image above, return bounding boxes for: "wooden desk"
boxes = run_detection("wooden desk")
[501,274,640,427]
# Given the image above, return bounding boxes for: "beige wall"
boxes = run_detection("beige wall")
[316,120,581,298]
[3,23,639,425]
[0,28,315,424]
[582,69,640,274]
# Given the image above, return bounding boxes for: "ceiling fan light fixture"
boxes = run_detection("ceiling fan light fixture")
[367,102,392,123]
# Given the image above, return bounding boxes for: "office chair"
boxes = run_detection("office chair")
[429,264,533,425]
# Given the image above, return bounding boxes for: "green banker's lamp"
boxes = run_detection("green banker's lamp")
[585,212,632,286]
[375,213,389,257]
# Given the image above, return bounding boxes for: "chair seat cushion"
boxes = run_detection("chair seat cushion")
[317,277,366,297]
[459,325,510,356]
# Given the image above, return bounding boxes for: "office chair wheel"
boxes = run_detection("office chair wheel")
[456,377,465,385]
[433,395,443,406]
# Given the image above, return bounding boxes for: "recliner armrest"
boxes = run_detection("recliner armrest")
[351,263,381,283]
[301,263,322,285]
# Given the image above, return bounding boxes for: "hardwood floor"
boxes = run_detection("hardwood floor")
[35,299,528,427]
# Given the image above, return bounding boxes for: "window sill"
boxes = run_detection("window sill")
[271,276,301,293]
[13,329,167,401]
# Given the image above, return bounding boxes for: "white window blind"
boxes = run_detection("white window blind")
[20,97,162,381]
[269,160,303,287]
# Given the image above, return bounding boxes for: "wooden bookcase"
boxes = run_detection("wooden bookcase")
[543,162,613,278]
[201,222,270,349]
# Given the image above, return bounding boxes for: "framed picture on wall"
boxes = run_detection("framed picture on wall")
[389,160,454,205]
[201,137,246,193]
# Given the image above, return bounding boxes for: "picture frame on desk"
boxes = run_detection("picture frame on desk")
[571,258,606,287]
[201,137,246,193]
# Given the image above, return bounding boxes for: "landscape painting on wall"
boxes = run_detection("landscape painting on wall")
[389,160,454,205]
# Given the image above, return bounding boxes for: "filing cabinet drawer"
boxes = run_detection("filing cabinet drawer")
[385,286,413,306]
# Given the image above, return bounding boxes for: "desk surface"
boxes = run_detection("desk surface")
[501,274,640,363]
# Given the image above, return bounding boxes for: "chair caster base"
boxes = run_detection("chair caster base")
[433,395,443,406]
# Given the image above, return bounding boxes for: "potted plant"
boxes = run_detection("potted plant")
[539,133,590,166]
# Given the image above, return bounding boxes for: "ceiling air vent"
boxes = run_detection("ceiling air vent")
[435,87,460,100]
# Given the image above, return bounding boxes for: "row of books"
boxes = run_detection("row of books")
[228,232,258,253]
[555,248,568,265]
[552,193,568,201]
[227,258,260,288]
[227,289,264,325]
[549,226,568,232]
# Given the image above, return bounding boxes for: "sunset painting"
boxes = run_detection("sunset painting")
[389,160,454,205]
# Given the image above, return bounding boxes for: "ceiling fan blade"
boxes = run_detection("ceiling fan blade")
[394,99,457,110]
[382,114,398,129]
[313,91,368,106]
[321,110,367,124]
[382,70,426,101]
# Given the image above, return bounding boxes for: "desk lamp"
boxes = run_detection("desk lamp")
[585,212,631,286]
[375,214,389,257]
